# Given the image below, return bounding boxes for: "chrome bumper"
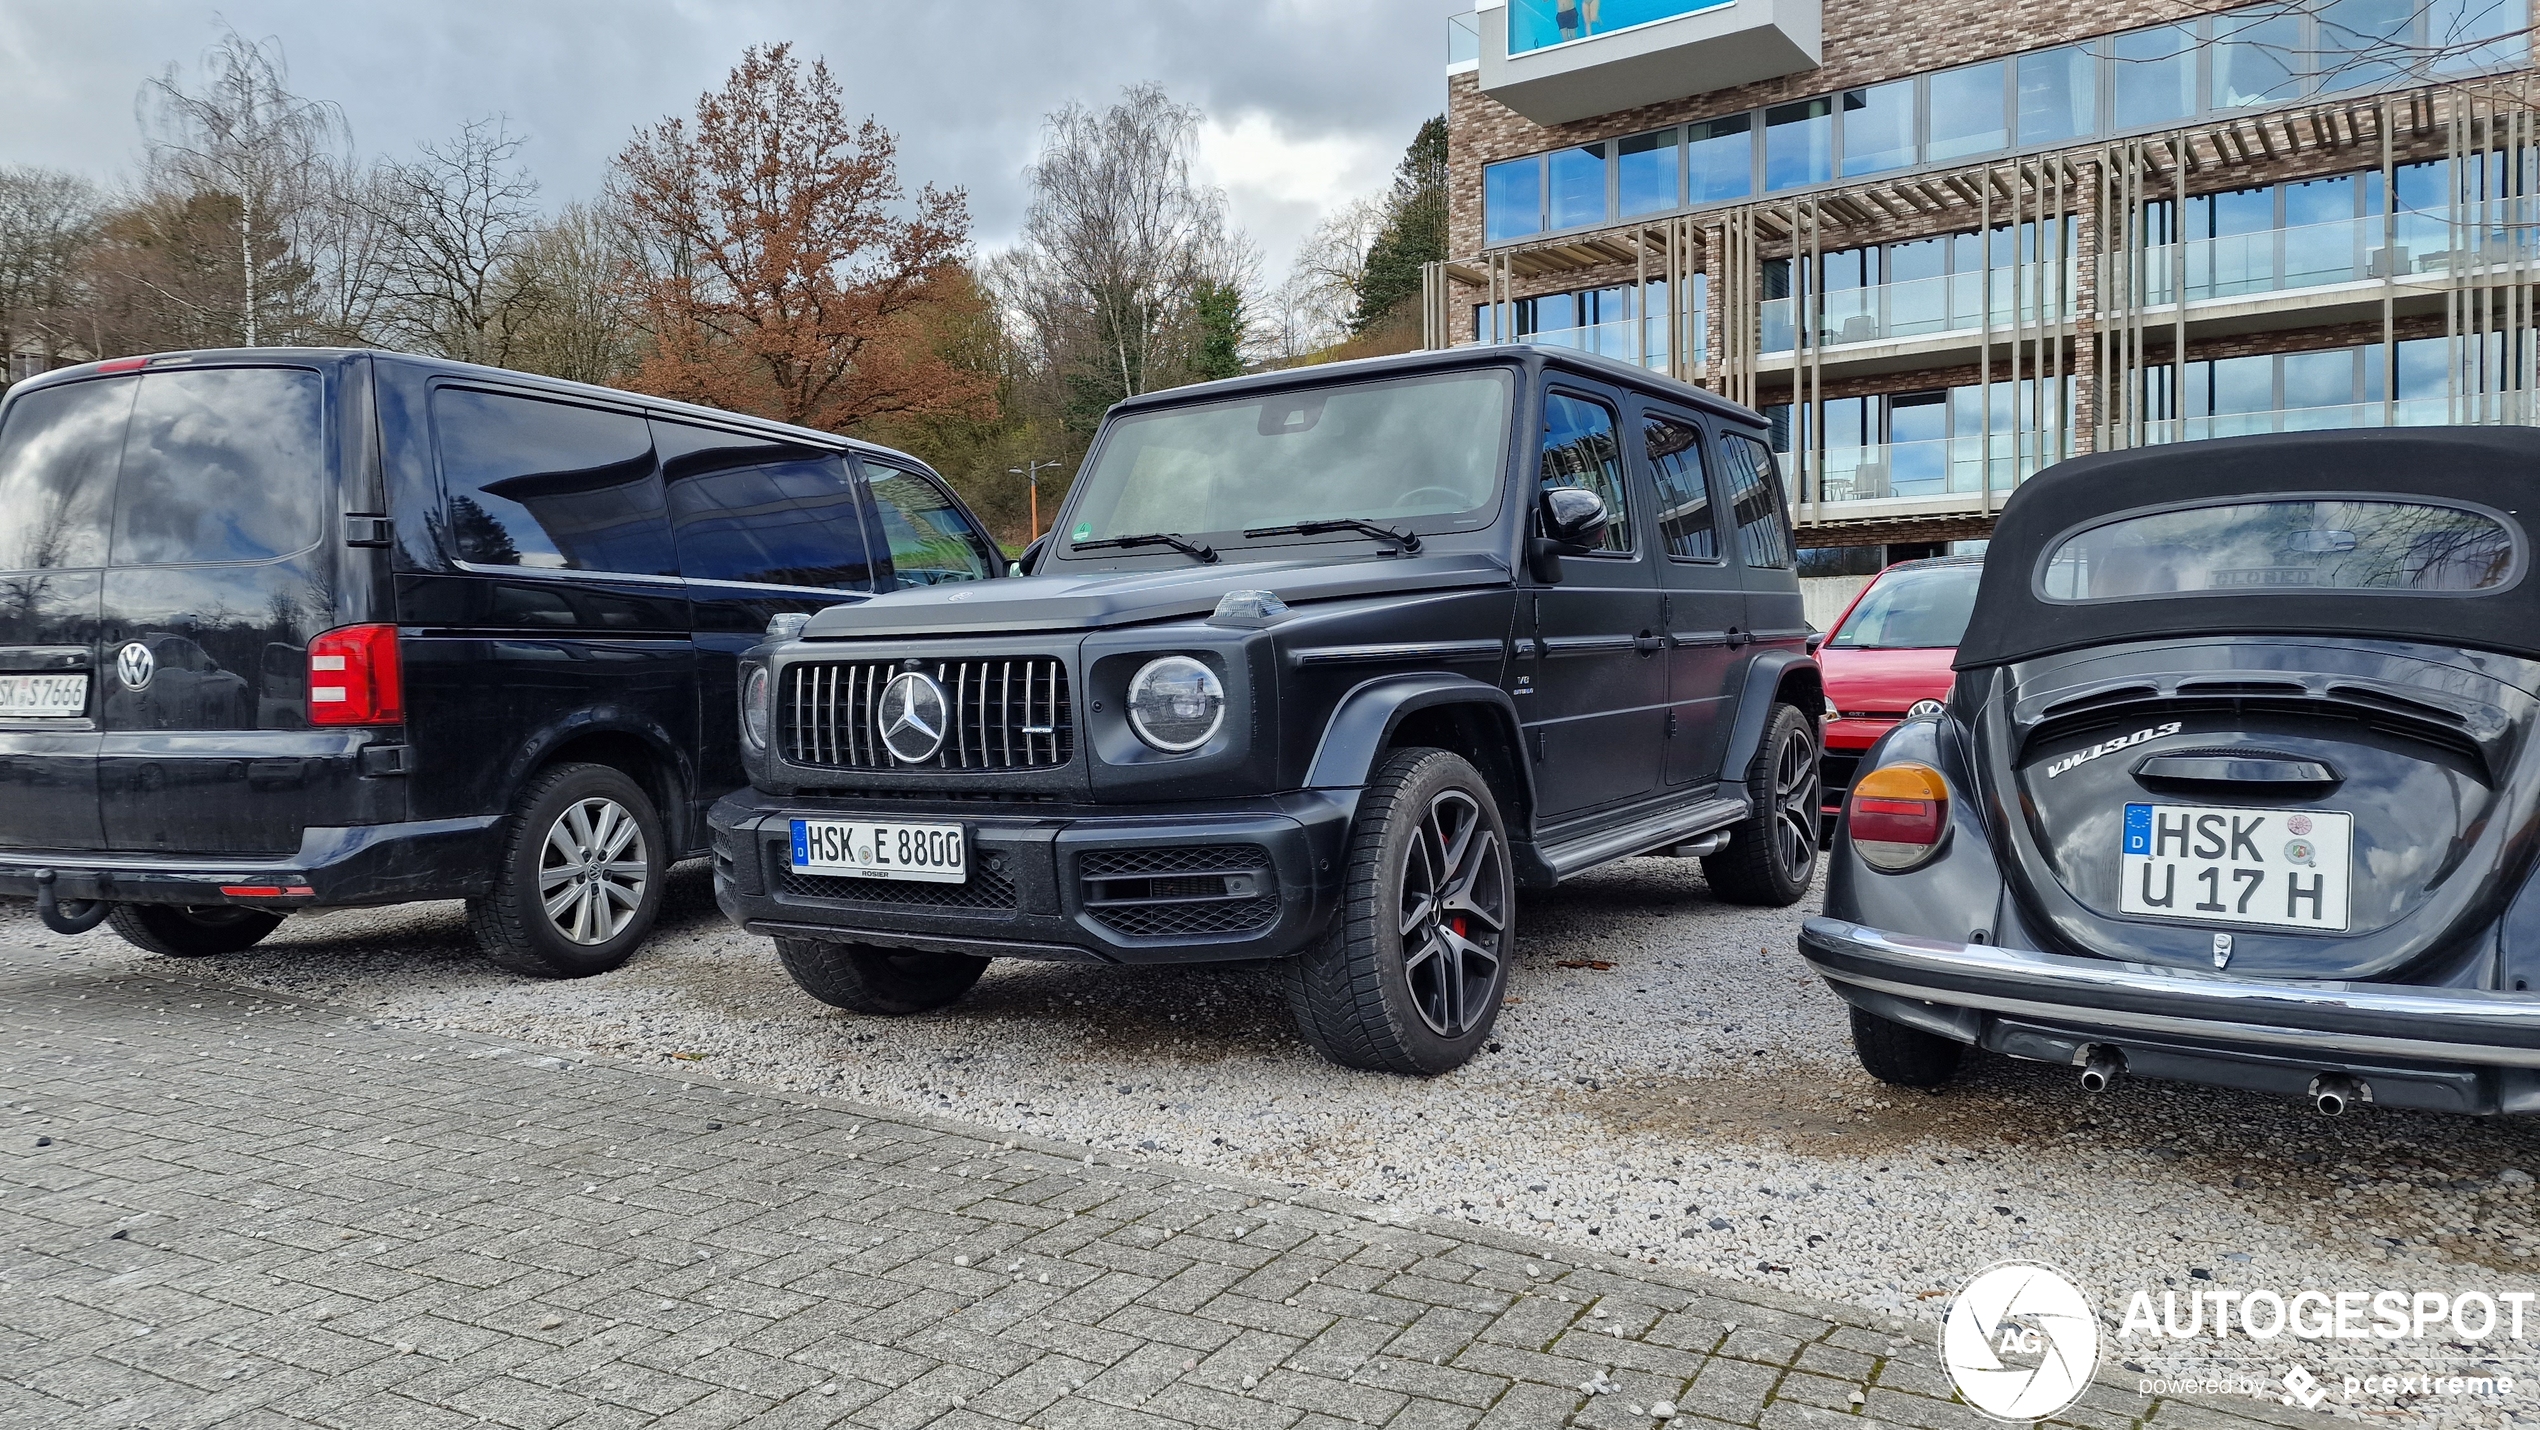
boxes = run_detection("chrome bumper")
[1797,917,2540,1069]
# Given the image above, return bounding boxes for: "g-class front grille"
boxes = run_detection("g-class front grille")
[782,657,1073,771]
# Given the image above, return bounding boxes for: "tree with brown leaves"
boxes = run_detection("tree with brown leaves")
[613,43,992,434]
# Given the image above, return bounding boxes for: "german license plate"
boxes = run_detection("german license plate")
[2119,802,2351,932]
[0,672,87,718]
[789,818,966,884]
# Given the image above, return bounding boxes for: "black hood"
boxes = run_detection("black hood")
[800,551,1513,638]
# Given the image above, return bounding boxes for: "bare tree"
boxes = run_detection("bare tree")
[502,201,643,385]
[991,83,1251,428]
[136,26,355,346]
[1270,195,1386,360]
[369,117,544,363]
[0,167,99,379]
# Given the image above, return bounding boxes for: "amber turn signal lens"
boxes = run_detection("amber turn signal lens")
[1849,761,1948,871]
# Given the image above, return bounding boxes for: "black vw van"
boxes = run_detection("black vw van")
[0,349,999,976]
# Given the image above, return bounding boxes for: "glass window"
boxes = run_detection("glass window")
[0,376,129,571]
[2282,348,2360,409]
[1829,563,1982,648]
[1927,62,2008,162]
[2209,353,2276,414]
[1067,371,1512,552]
[1687,114,1754,204]
[2214,8,2305,107]
[2317,0,2419,91]
[1764,98,1835,192]
[111,368,326,566]
[1841,81,1916,176]
[1718,434,1792,568]
[1549,145,1609,230]
[2114,23,2202,129]
[1617,129,1680,217]
[2432,0,2530,73]
[1484,157,1544,244]
[1539,393,1632,555]
[432,387,671,575]
[2396,334,2452,397]
[2044,499,2516,597]
[865,461,993,587]
[1642,415,1718,560]
[2018,46,2096,146]
[655,421,876,591]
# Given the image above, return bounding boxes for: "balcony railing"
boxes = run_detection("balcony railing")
[1762,268,2075,353]
[1515,319,1673,371]
[1449,11,1480,66]
[2140,394,2460,442]
[2137,210,2530,303]
[1506,0,1734,55]
[1784,431,2071,507]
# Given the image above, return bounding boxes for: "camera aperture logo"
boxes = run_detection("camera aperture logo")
[1943,1261,2102,1421]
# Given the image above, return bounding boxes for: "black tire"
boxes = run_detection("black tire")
[467,762,667,978]
[1848,1005,1965,1088]
[1704,701,1820,906]
[1285,747,1515,1075]
[105,903,284,957]
[775,937,989,1015]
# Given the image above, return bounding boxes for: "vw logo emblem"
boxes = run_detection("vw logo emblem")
[115,641,156,691]
[877,671,949,764]
[1907,698,1947,720]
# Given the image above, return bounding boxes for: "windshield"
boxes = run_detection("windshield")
[1062,370,1511,555]
[2042,499,2516,599]
[1829,565,1981,649]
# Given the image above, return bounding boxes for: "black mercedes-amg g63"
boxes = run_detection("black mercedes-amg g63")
[709,347,1822,1073]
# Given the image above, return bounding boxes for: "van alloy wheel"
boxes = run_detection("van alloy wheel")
[538,796,650,945]
[1399,787,1507,1039]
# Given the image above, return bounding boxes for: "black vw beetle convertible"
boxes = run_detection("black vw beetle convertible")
[1799,427,2540,1116]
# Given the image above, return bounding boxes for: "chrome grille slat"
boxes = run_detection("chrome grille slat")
[779,656,1072,772]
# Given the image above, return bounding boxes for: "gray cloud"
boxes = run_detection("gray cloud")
[0,0,1462,276]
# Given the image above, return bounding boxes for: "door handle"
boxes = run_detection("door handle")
[1726,628,1753,648]
[1634,631,1664,654]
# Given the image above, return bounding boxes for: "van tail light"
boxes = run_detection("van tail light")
[1849,761,1948,870]
[307,624,403,726]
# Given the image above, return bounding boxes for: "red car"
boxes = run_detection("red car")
[1812,555,1984,820]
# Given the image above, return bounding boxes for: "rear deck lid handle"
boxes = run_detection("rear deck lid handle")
[2134,752,2338,788]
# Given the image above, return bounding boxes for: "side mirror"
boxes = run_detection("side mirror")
[1806,630,1825,654]
[1012,532,1051,577]
[1528,487,1608,583]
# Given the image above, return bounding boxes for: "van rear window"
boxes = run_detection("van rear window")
[2043,499,2517,599]
[111,368,326,565]
[0,376,132,571]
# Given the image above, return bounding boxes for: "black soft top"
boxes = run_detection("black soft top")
[1955,427,2540,670]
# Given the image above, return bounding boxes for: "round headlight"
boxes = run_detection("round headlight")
[1126,656,1225,753]
[743,666,772,750]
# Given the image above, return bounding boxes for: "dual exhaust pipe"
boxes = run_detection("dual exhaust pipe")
[2077,1044,2370,1116]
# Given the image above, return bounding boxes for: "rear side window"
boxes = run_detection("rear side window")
[0,376,129,571]
[433,388,671,575]
[1718,432,1793,569]
[112,368,326,565]
[2043,499,2517,598]
[1539,393,1633,555]
[656,420,877,591]
[864,461,992,586]
[1642,414,1718,561]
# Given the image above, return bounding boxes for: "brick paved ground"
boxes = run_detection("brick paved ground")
[0,948,2299,1430]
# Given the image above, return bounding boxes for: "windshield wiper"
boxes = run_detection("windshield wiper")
[1242,518,1422,555]
[1071,531,1219,564]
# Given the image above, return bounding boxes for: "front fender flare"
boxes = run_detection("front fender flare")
[1304,673,1534,804]
[1718,648,1822,781]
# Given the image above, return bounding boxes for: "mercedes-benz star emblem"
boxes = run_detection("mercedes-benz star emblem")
[877,671,949,764]
[115,641,155,691]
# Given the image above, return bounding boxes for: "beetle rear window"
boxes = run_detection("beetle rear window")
[2042,499,2516,599]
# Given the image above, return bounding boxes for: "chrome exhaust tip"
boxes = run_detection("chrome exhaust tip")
[2309,1073,2369,1117]
[2078,1046,2124,1093]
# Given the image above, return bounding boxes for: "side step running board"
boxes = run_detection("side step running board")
[1537,796,1749,881]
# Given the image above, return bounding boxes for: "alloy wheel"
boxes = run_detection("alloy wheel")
[1397,787,1508,1038]
[1773,721,1821,886]
[537,796,649,946]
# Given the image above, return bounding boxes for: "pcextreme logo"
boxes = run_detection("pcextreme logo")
[1942,1261,2102,1421]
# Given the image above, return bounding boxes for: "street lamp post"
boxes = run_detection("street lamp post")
[1009,459,1063,540]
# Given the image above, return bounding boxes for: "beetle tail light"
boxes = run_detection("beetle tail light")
[1849,761,1948,870]
[307,624,403,726]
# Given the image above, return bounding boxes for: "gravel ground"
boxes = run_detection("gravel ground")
[10,859,2540,1422]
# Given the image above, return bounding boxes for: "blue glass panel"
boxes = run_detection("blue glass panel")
[1484,157,1544,244]
[1764,98,1834,192]
[2317,0,2417,92]
[2113,23,2200,129]
[2017,46,2096,146]
[1617,129,1679,216]
[2213,9,2304,107]
[1548,145,1609,229]
[1841,81,1916,176]
[1506,0,1736,54]
[1927,62,2007,161]
[1688,114,1754,203]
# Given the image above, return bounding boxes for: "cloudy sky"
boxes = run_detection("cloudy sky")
[0,0,1464,280]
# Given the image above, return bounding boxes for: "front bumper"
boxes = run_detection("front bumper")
[709,789,1353,965]
[1798,916,2540,1114]
[0,816,504,910]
